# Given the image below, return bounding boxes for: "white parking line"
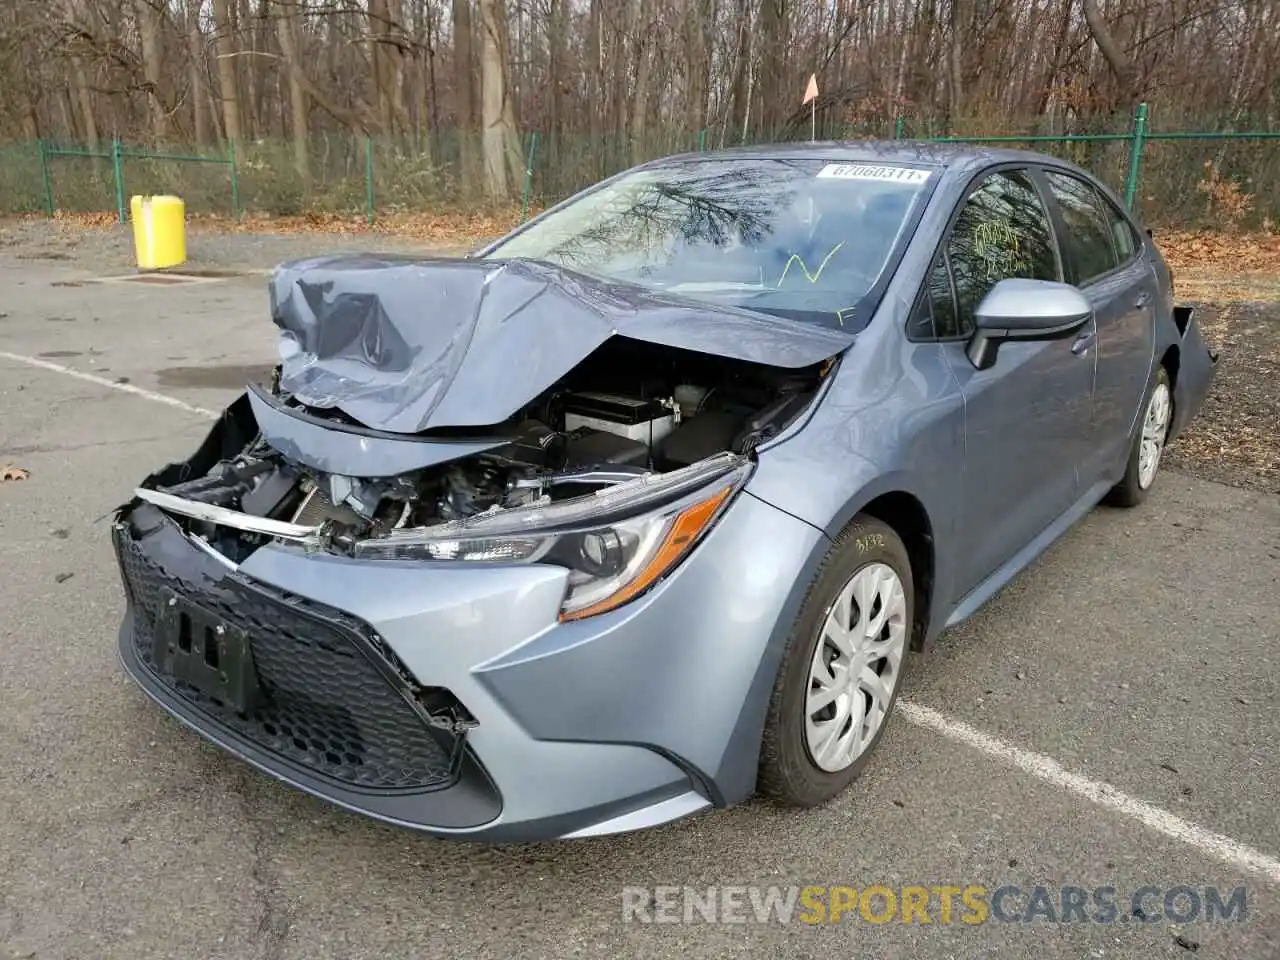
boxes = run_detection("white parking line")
[0,350,219,420]
[898,700,1280,884]
[8,348,1280,883]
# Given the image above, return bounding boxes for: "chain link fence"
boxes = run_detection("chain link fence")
[4,104,1278,229]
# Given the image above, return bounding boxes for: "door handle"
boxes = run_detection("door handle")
[1071,327,1096,355]
[1134,292,1150,309]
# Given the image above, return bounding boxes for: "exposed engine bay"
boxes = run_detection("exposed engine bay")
[137,338,833,563]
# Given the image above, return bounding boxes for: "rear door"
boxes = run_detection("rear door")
[925,168,1095,598]
[1039,168,1156,485]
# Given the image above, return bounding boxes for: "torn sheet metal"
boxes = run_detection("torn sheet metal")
[269,256,853,434]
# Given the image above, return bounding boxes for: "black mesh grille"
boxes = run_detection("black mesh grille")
[114,522,461,792]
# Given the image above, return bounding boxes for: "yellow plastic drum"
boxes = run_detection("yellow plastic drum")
[130,195,186,269]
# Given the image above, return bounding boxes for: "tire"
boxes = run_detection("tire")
[1105,365,1173,508]
[757,514,913,808]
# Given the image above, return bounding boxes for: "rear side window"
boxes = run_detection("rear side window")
[1044,170,1118,284]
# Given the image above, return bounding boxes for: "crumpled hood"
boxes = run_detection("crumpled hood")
[269,255,854,434]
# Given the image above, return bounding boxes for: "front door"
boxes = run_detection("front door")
[930,168,1096,598]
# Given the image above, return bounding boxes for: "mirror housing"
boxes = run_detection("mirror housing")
[967,279,1093,370]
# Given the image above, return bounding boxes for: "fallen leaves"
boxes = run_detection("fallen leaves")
[1155,229,1280,271]
[189,207,534,252]
[1154,229,1280,303]
[48,211,119,229]
[6,206,537,253]
[1,465,30,481]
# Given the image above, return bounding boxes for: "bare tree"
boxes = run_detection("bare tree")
[134,0,169,141]
[187,0,210,143]
[274,2,309,181]
[2,0,1280,222]
[477,0,521,199]
[1083,0,1140,107]
[212,0,242,141]
[453,0,477,187]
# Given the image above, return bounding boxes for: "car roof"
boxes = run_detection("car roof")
[651,139,1077,177]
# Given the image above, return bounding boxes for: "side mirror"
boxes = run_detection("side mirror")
[967,278,1093,370]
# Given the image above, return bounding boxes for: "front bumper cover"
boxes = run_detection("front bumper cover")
[114,504,504,830]
[112,502,736,840]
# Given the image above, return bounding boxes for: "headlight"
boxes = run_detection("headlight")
[352,453,751,620]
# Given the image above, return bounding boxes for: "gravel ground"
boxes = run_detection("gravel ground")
[1164,301,1280,494]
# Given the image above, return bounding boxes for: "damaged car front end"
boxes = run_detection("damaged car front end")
[113,251,847,839]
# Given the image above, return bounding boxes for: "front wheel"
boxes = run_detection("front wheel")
[1106,366,1173,508]
[757,515,912,808]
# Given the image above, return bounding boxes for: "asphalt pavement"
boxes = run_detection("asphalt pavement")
[1,254,1277,960]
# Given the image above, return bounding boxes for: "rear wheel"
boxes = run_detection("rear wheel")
[1106,366,1173,508]
[758,515,912,808]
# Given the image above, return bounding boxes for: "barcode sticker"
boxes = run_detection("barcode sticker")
[816,164,932,184]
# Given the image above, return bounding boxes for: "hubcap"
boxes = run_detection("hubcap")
[804,562,908,773]
[1138,382,1172,489]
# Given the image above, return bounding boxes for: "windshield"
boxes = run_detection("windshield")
[482,157,934,329]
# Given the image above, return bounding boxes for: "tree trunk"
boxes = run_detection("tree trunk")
[478,0,509,199]
[134,0,168,141]
[212,0,242,142]
[727,0,752,141]
[274,4,309,184]
[20,96,39,139]
[497,0,524,189]
[756,0,787,135]
[548,0,566,142]
[683,0,712,133]
[370,0,408,137]
[58,88,77,141]
[240,0,258,138]
[587,0,603,145]
[70,55,99,150]
[948,0,963,128]
[187,0,209,144]
[1082,0,1138,105]
[453,0,477,193]
[629,32,652,151]
[386,0,410,138]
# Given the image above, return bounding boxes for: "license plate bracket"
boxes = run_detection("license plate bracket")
[153,587,262,713]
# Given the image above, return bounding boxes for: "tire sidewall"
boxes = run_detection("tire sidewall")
[1121,365,1173,500]
[1137,367,1173,491]
[762,517,914,806]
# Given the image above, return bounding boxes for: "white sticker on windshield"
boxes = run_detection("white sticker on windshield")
[816,163,931,184]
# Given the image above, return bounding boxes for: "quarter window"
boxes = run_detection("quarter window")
[1044,170,1119,283]
[1101,195,1140,261]
[927,169,1059,337]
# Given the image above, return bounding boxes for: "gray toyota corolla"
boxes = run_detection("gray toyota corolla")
[113,142,1216,840]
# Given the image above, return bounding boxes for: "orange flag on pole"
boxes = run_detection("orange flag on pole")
[802,74,820,105]
[803,74,819,141]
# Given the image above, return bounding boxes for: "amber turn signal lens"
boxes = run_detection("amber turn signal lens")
[559,484,733,621]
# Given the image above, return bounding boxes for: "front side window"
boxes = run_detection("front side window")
[483,158,935,331]
[937,169,1060,333]
[1044,170,1119,284]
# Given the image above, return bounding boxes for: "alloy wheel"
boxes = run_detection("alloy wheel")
[1138,381,1172,490]
[804,562,908,773]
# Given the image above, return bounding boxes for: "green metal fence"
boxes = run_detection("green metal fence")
[9,102,1280,228]
[37,137,239,223]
